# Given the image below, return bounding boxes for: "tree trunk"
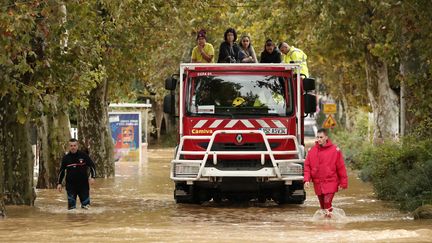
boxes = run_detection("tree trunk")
[37,98,71,188]
[153,100,165,139]
[0,96,36,205]
[399,46,426,136]
[78,79,114,178]
[365,49,399,142]
[35,2,72,188]
[337,71,353,130]
[0,143,5,217]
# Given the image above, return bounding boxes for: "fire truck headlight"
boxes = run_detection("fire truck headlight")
[174,164,200,176]
[278,163,303,175]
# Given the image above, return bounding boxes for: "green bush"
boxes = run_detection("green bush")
[349,137,432,211]
[330,109,432,211]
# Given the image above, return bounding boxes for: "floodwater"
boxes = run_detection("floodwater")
[1,148,431,243]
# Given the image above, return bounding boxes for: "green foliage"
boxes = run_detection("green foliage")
[1,0,430,133]
[331,108,370,166]
[355,138,432,211]
[332,109,432,211]
[409,117,432,139]
[0,1,105,120]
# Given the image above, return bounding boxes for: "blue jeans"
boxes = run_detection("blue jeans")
[67,188,90,209]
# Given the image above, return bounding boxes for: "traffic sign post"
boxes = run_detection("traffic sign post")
[323,103,337,114]
[322,114,337,129]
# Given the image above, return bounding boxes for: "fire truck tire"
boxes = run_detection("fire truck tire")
[258,195,267,203]
[289,198,305,204]
[174,183,202,204]
[194,188,212,204]
[273,191,285,205]
[212,191,223,203]
[275,182,306,205]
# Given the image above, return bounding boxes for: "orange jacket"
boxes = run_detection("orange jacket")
[304,139,348,195]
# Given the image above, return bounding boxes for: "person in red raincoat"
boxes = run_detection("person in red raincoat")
[304,128,348,218]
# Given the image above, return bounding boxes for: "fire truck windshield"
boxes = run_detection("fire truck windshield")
[187,75,293,117]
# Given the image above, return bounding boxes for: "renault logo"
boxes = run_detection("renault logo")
[235,134,243,145]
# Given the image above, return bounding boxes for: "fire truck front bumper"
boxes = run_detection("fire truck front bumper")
[171,131,305,184]
[171,160,304,184]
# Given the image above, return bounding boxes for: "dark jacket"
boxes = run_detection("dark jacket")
[218,42,240,63]
[260,49,282,63]
[57,150,96,190]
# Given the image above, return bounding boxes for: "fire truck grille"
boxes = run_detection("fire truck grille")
[198,142,280,151]
[209,159,272,170]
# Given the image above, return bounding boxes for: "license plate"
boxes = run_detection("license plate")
[260,128,287,134]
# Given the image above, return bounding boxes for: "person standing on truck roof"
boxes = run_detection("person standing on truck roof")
[279,42,309,77]
[57,138,96,210]
[217,28,240,63]
[191,29,214,63]
[304,128,348,218]
[238,35,258,63]
[260,39,282,63]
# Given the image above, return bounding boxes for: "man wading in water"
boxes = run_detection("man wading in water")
[57,138,96,210]
[304,128,348,218]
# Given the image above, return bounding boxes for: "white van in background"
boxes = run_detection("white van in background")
[304,116,318,138]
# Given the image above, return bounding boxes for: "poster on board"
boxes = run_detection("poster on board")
[109,112,142,162]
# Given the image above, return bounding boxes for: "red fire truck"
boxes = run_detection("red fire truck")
[164,63,316,204]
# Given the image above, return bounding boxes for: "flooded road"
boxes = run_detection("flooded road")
[1,148,431,242]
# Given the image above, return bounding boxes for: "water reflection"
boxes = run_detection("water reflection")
[1,148,431,242]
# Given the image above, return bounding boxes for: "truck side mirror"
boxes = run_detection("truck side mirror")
[163,94,175,114]
[165,77,177,90]
[303,78,315,92]
[304,94,316,114]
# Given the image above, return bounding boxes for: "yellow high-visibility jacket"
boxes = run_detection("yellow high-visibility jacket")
[282,47,309,77]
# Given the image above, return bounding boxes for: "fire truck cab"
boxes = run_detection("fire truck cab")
[164,63,316,204]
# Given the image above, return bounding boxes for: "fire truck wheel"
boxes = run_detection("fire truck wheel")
[273,191,286,205]
[258,194,267,203]
[174,183,202,204]
[288,181,306,204]
[193,187,211,204]
[288,198,305,204]
[274,183,306,205]
[212,191,222,203]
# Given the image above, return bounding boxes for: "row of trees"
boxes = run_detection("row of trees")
[232,0,431,140]
[0,0,237,216]
[1,0,431,216]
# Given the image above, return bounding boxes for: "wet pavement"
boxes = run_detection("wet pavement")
[1,148,431,242]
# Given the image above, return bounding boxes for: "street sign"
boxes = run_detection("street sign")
[323,103,337,114]
[322,114,337,128]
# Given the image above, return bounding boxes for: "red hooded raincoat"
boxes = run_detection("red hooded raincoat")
[303,139,348,195]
